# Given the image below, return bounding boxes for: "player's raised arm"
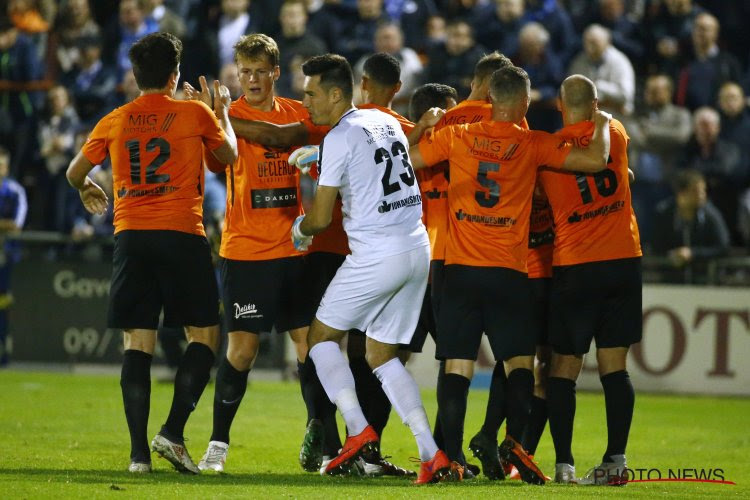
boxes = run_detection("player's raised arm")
[407,107,445,146]
[561,109,611,173]
[208,78,238,164]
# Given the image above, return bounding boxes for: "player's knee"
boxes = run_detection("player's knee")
[444,358,474,378]
[596,347,628,376]
[549,352,583,380]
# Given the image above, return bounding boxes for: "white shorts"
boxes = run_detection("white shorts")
[316,245,430,345]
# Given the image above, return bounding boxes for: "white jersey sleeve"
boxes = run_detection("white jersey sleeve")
[317,108,428,259]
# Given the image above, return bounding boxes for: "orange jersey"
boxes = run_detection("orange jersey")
[539,119,642,266]
[310,104,414,256]
[527,182,554,278]
[218,96,325,261]
[358,103,416,134]
[419,121,571,271]
[82,94,226,236]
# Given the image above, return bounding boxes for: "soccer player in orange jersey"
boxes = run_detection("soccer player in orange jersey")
[538,75,642,485]
[66,33,238,474]
[410,66,613,484]
[184,34,332,474]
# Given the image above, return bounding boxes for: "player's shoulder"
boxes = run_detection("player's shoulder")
[610,118,629,142]
[274,96,307,114]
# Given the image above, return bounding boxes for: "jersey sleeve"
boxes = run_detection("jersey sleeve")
[317,131,349,188]
[195,101,226,151]
[533,130,572,169]
[418,125,457,167]
[81,114,114,165]
[300,117,330,145]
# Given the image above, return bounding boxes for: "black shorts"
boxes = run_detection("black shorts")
[304,251,346,314]
[549,257,642,355]
[108,230,219,329]
[436,264,534,361]
[221,255,315,333]
[407,260,445,353]
[530,277,551,346]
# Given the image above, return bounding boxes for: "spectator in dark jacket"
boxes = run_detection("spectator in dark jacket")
[424,19,485,99]
[651,169,730,283]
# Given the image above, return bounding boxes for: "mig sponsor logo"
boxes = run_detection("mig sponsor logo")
[455,209,516,227]
[234,302,259,319]
[567,200,624,223]
[592,466,734,486]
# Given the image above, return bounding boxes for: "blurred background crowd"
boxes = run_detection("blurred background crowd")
[1,0,750,282]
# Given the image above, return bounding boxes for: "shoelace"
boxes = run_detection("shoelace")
[205,446,226,462]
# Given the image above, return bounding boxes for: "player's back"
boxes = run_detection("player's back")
[540,119,642,266]
[84,94,225,236]
[318,108,427,259]
[421,120,570,271]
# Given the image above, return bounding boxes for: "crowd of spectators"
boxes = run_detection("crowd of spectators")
[1,0,750,277]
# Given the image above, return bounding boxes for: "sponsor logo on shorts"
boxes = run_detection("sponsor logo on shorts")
[567,200,624,224]
[378,194,422,213]
[234,302,260,319]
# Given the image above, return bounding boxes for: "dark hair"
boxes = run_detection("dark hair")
[674,169,705,193]
[474,51,513,82]
[409,83,457,121]
[128,32,182,91]
[0,145,9,160]
[489,66,530,103]
[363,52,400,87]
[302,54,354,99]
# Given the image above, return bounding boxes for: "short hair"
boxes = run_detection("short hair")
[647,73,674,93]
[234,33,280,66]
[0,145,8,161]
[363,52,401,87]
[489,66,530,103]
[560,75,597,109]
[694,106,720,125]
[474,51,514,82]
[302,54,354,99]
[409,83,457,121]
[128,32,182,91]
[674,169,705,193]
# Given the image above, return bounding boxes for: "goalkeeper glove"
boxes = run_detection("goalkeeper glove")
[288,145,319,175]
[291,215,313,252]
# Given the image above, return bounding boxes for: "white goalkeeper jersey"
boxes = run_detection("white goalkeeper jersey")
[317,108,429,259]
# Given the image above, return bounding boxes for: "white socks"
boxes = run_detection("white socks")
[309,341,368,436]
[374,357,439,461]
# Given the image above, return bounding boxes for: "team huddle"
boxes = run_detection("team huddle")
[66,31,642,486]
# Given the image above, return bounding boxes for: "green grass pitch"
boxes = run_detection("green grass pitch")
[1,371,748,498]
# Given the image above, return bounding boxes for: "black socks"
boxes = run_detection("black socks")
[121,349,153,463]
[350,356,392,438]
[480,362,507,438]
[547,376,576,465]
[522,396,548,456]
[504,368,534,441]
[437,373,471,462]
[210,357,250,444]
[162,342,214,442]
[601,370,634,462]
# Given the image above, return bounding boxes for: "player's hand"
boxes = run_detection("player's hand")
[214,79,232,114]
[183,76,214,109]
[288,145,319,175]
[417,107,445,129]
[78,177,108,215]
[291,215,313,252]
[593,109,612,126]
